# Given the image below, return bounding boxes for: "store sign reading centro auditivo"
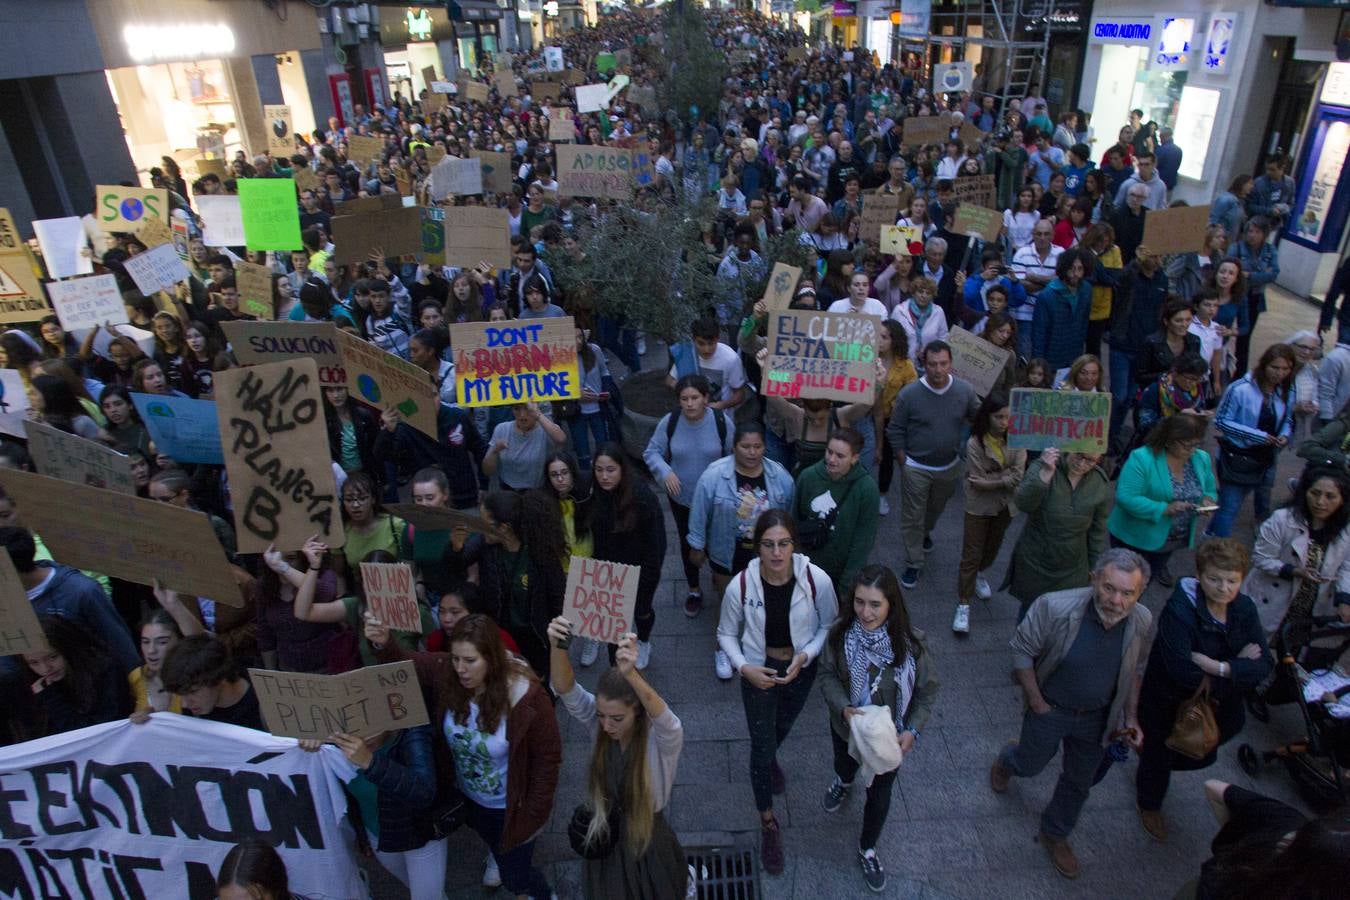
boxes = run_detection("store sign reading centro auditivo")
[1088,17,1155,45]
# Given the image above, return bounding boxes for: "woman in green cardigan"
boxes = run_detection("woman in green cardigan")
[1108,413,1217,586]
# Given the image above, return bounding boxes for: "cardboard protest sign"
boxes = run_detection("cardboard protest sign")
[249,661,430,740]
[222,320,346,386]
[764,262,804,311]
[196,195,245,248]
[264,104,294,157]
[563,556,638,644]
[953,174,996,209]
[136,217,174,249]
[32,216,91,279]
[606,73,631,101]
[293,166,320,193]
[44,273,125,332]
[335,194,404,215]
[83,322,154,361]
[556,144,633,200]
[421,65,438,87]
[947,327,1013,398]
[492,67,518,97]
[471,149,514,194]
[630,147,655,190]
[880,224,924,256]
[330,206,423,266]
[562,68,587,86]
[0,469,241,603]
[196,157,228,179]
[952,204,1003,242]
[0,552,44,656]
[532,80,562,101]
[575,82,610,113]
[452,318,582,407]
[548,108,575,142]
[763,310,880,403]
[384,502,494,535]
[359,562,422,633]
[429,156,483,200]
[442,206,512,268]
[25,420,135,494]
[123,243,190,295]
[1008,388,1111,453]
[130,392,224,464]
[858,192,901,245]
[458,77,490,103]
[615,48,633,68]
[232,260,274,319]
[346,134,384,169]
[903,115,953,146]
[787,46,808,62]
[237,178,302,251]
[544,46,565,71]
[94,185,168,234]
[0,208,49,324]
[419,206,446,266]
[215,359,341,554]
[336,330,439,438]
[1142,204,1212,255]
[595,52,617,74]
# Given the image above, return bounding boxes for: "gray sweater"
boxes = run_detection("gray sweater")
[886,376,981,467]
[643,410,734,507]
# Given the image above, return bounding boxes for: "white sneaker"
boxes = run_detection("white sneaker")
[715,649,734,680]
[637,639,652,670]
[483,852,501,888]
[878,496,889,516]
[975,575,992,600]
[579,637,600,667]
[952,604,970,634]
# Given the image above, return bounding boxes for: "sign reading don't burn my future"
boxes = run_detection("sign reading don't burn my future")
[451,318,581,407]
[764,310,879,403]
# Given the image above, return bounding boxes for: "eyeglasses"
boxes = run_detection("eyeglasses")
[343,494,372,505]
[759,539,794,551]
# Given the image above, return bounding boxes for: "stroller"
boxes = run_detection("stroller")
[1238,616,1350,810]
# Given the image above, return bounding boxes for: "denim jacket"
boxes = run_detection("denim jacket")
[687,455,796,570]
[1228,241,1280,313]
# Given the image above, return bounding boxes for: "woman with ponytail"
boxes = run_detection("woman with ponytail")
[547,621,687,899]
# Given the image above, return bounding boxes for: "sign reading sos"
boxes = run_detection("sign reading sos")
[94,185,168,233]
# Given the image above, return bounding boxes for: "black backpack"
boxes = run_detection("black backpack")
[664,410,728,459]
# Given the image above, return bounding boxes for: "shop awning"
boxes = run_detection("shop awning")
[449,0,503,21]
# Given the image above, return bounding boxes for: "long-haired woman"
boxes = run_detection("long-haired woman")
[1210,343,1296,537]
[129,584,203,714]
[591,444,667,668]
[37,316,83,374]
[819,565,938,892]
[874,320,916,510]
[446,490,567,680]
[717,509,838,875]
[100,384,151,455]
[953,392,1026,634]
[548,624,687,898]
[22,615,132,737]
[30,373,103,439]
[372,614,561,900]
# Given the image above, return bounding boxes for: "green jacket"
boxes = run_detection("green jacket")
[793,460,880,591]
[1007,459,1111,604]
[1297,413,1350,470]
[1107,446,1216,551]
[820,626,938,741]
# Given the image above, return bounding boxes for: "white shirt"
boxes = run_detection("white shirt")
[1189,319,1224,372]
[935,156,965,180]
[667,342,747,404]
[1010,244,1063,321]
[827,297,888,319]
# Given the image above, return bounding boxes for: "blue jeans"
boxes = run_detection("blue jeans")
[567,411,609,467]
[1000,706,1109,839]
[466,801,551,898]
[1209,467,1276,538]
[856,416,876,470]
[1015,321,1034,358]
[1108,347,1136,452]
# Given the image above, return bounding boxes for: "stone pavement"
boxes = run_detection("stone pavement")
[373,287,1327,899]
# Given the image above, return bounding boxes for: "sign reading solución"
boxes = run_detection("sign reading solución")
[764,310,879,403]
[451,318,581,407]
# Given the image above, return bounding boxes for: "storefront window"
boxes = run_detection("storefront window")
[1174,85,1219,180]
[107,59,241,177]
[1131,65,1187,135]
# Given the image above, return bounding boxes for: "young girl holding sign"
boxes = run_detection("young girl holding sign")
[548,622,688,899]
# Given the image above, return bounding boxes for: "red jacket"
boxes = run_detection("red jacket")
[377,642,560,851]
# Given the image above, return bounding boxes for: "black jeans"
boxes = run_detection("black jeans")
[668,497,701,590]
[878,430,898,495]
[830,727,899,850]
[741,657,817,811]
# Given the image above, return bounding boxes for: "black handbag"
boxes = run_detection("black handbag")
[567,802,623,859]
[1217,441,1274,487]
[430,787,469,839]
[796,478,856,550]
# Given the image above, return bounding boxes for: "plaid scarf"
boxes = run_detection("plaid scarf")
[844,620,917,729]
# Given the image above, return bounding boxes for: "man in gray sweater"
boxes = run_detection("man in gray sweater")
[886,340,981,591]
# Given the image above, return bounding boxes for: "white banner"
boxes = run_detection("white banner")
[196,195,246,248]
[45,273,129,332]
[31,217,92,279]
[123,243,190,296]
[0,715,361,899]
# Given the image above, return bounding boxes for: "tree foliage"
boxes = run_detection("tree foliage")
[656,3,727,122]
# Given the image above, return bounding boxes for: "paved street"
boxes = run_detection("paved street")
[381,287,1324,899]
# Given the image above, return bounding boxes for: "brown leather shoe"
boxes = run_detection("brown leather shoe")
[1039,832,1080,879]
[989,757,1011,793]
[1138,805,1168,842]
